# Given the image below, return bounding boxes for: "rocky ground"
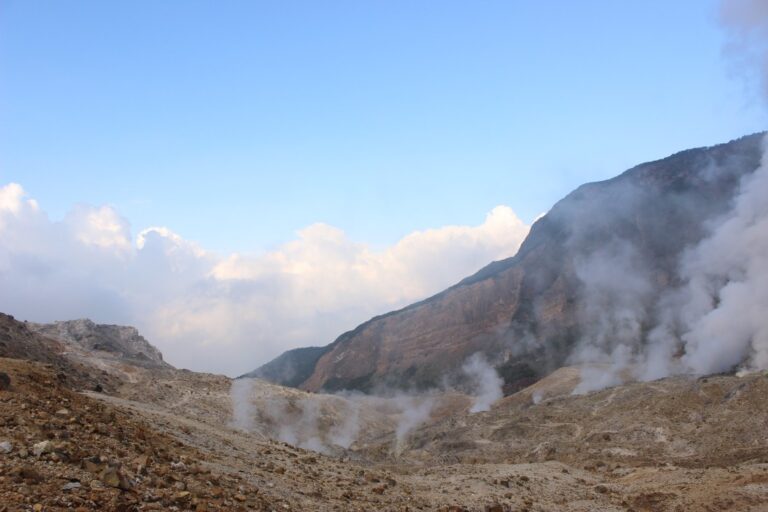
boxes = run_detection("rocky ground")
[0,358,276,511]
[3,314,768,510]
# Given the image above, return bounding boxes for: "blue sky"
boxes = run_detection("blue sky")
[1,0,764,255]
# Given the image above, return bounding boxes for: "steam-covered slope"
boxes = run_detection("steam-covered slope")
[257,133,765,393]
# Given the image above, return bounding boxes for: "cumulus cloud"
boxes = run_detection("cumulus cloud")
[65,205,132,252]
[0,182,529,376]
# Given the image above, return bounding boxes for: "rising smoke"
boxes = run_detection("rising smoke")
[229,378,256,432]
[229,351,503,454]
[572,134,768,392]
[392,395,435,453]
[461,353,504,413]
[659,136,768,376]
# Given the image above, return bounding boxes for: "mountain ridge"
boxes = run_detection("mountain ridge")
[254,132,766,393]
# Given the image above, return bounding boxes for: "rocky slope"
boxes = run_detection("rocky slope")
[391,366,768,468]
[29,319,170,370]
[0,313,123,393]
[256,132,766,393]
[0,357,279,512]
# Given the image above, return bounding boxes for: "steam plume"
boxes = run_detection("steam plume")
[229,378,255,431]
[461,353,504,412]
[393,395,434,453]
[572,134,768,392]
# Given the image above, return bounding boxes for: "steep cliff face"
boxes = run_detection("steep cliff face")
[257,133,765,393]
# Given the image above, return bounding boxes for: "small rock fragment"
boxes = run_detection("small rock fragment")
[32,440,54,456]
[0,440,12,454]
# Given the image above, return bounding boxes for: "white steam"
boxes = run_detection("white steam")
[573,135,768,392]
[393,395,434,453]
[665,136,768,375]
[461,353,504,413]
[327,398,361,449]
[228,377,442,455]
[228,354,503,455]
[229,378,255,432]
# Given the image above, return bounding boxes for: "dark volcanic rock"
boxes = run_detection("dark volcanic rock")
[259,133,765,393]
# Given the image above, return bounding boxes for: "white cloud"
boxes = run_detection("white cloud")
[0,183,40,229]
[0,183,28,214]
[0,182,530,376]
[65,205,132,252]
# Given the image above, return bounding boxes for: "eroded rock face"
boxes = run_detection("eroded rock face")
[259,133,766,393]
[29,319,170,369]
